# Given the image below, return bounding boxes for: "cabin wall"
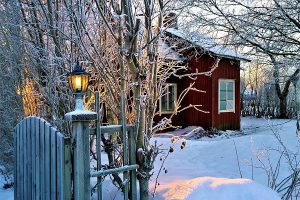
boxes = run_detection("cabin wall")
[211,58,241,130]
[178,54,215,129]
[154,52,241,131]
[154,53,215,129]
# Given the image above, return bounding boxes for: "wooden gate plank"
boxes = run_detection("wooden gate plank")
[57,133,63,200]
[14,124,19,200]
[63,137,72,200]
[40,120,45,199]
[31,117,36,199]
[50,127,57,199]
[20,121,24,199]
[17,124,20,200]
[45,123,51,200]
[35,118,40,199]
[13,126,17,200]
[22,120,26,199]
[26,118,32,200]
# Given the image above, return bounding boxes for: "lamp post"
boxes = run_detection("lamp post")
[65,62,97,200]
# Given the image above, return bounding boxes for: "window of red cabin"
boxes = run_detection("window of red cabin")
[160,83,177,114]
[218,79,235,113]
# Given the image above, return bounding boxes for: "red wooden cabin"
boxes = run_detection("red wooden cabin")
[155,28,250,130]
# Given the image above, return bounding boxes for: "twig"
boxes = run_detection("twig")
[233,140,243,178]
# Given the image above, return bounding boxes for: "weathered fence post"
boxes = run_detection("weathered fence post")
[65,108,97,200]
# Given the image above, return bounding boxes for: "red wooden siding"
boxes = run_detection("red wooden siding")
[155,51,241,131]
[176,54,215,129]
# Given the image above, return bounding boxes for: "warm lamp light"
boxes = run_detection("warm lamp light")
[67,62,91,93]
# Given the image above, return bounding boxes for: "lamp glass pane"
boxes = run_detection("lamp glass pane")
[68,74,89,93]
[71,74,82,92]
[81,75,89,92]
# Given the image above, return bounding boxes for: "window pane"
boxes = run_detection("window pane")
[220,81,226,91]
[220,91,226,101]
[227,100,234,110]
[227,82,234,91]
[227,91,233,100]
[161,95,167,111]
[169,85,175,111]
[220,100,226,110]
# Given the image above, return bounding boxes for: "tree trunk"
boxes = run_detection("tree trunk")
[279,97,288,118]
[139,178,149,200]
[270,55,300,119]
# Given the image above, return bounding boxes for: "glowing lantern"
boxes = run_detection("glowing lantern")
[67,62,91,93]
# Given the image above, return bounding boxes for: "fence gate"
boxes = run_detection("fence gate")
[14,116,71,200]
[90,91,138,200]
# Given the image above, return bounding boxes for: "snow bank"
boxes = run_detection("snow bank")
[155,177,280,200]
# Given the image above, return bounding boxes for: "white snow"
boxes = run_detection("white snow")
[2,117,298,199]
[151,117,297,199]
[0,175,13,200]
[157,39,185,61]
[166,28,250,62]
[65,109,97,116]
[155,177,280,200]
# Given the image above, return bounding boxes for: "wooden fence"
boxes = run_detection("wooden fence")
[14,116,71,200]
[90,91,138,200]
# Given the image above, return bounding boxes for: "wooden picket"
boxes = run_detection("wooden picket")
[14,116,71,200]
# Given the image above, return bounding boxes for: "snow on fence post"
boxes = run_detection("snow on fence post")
[65,109,97,200]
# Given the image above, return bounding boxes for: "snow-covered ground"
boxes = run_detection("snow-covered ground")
[155,177,280,200]
[152,117,298,199]
[0,175,13,200]
[1,117,298,199]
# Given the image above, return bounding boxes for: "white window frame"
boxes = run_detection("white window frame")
[218,79,235,113]
[159,83,177,115]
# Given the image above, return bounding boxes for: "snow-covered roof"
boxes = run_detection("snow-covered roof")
[166,28,251,62]
[157,39,185,61]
